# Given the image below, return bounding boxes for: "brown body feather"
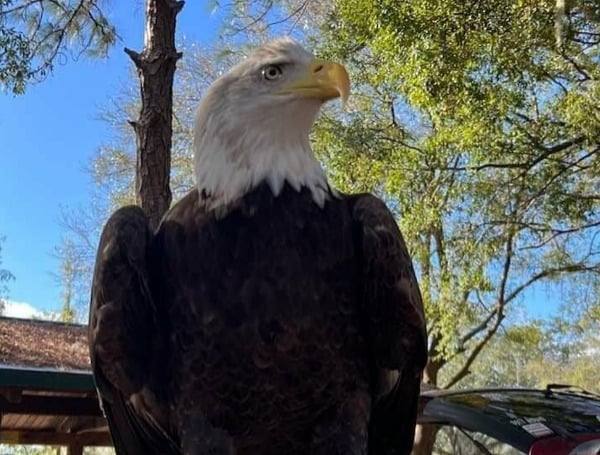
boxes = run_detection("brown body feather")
[89,183,427,455]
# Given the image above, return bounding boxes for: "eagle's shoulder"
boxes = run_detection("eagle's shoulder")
[346,192,396,226]
[347,192,427,364]
[161,189,204,225]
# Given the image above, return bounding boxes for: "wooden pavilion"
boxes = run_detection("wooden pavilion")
[0,316,112,454]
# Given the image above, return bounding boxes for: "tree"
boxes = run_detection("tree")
[443,320,546,389]
[0,236,15,313]
[54,0,188,321]
[0,0,117,94]
[530,280,600,394]
[465,309,600,395]
[124,0,184,229]
[53,238,81,322]
[55,201,110,322]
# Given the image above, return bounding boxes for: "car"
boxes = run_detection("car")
[417,384,600,454]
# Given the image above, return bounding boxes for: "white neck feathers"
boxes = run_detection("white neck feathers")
[193,99,333,210]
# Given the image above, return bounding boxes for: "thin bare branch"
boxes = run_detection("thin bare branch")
[460,308,497,346]
[520,220,600,251]
[505,263,600,305]
[440,135,587,172]
[444,308,505,389]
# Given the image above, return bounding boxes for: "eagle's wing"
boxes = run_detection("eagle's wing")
[352,194,428,455]
[88,206,178,454]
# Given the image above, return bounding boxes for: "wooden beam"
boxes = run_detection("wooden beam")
[0,394,102,416]
[0,429,113,446]
[0,388,23,403]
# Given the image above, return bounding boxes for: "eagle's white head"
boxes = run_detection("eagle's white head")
[193,37,350,209]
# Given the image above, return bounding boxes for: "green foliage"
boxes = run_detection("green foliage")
[0,0,116,94]
[441,309,600,395]
[310,0,600,387]
[442,320,546,388]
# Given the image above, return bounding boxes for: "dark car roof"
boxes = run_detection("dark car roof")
[419,386,600,453]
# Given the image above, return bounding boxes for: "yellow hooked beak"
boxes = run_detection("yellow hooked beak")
[277,59,350,107]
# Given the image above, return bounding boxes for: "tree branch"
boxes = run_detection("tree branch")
[459,309,497,346]
[443,230,515,388]
[443,307,505,389]
[505,263,600,305]
[440,135,587,172]
[520,220,600,251]
[124,47,143,68]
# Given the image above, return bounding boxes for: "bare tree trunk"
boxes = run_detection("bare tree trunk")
[67,442,83,455]
[125,0,184,230]
[412,424,439,455]
[411,360,442,455]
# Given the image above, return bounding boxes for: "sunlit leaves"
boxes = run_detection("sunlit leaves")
[0,0,116,94]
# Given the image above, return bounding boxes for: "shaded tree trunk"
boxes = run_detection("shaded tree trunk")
[125,0,184,229]
[411,358,443,455]
[412,424,439,455]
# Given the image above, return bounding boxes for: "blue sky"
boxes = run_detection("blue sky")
[0,1,221,313]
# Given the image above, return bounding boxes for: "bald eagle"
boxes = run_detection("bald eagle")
[89,37,427,455]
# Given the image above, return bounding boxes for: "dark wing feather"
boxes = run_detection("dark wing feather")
[352,194,428,455]
[88,205,179,454]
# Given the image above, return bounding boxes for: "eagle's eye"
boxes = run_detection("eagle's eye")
[262,64,283,81]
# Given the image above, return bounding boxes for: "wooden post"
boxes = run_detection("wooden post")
[68,442,84,455]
